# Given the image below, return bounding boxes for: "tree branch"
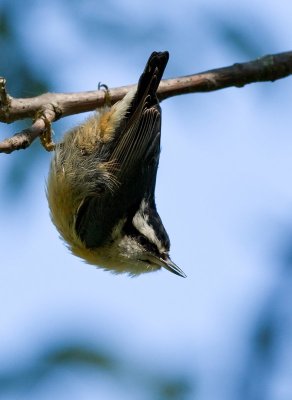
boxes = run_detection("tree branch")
[1,50,292,154]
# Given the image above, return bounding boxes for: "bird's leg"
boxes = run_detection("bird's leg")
[98,82,111,108]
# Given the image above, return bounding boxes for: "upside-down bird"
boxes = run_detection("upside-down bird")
[47,51,186,278]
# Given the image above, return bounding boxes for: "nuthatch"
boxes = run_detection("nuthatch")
[47,51,186,277]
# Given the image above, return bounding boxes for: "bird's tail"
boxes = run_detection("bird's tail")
[128,51,169,113]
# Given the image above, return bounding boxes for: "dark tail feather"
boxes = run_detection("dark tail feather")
[138,51,169,96]
[129,51,169,111]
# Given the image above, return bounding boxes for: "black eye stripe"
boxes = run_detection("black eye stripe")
[136,233,157,254]
[123,217,158,255]
[137,201,170,251]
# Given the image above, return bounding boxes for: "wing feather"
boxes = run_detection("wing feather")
[75,52,168,248]
[113,106,160,181]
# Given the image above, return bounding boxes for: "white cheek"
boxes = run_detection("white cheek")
[132,211,163,252]
[118,236,142,258]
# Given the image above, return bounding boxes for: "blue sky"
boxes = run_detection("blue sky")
[1,1,292,399]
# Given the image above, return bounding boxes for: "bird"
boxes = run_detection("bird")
[47,51,186,278]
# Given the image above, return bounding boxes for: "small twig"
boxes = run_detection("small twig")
[0,123,44,154]
[0,105,57,153]
[0,77,9,104]
[1,50,292,154]
[0,77,11,119]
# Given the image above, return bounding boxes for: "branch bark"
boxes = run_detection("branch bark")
[1,50,292,154]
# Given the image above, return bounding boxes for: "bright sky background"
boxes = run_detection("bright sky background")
[1,1,292,399]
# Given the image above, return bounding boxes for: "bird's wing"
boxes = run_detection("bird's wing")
[75,52,169,248]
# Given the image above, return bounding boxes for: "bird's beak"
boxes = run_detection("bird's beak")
[159,256,187,278]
